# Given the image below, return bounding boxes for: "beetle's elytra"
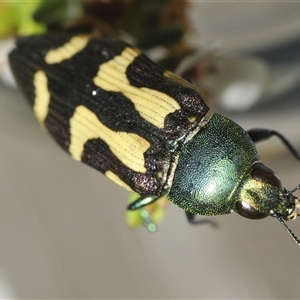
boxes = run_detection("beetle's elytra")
[9,33,300,244]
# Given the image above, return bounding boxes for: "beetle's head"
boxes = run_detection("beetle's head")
[233,162,300,244]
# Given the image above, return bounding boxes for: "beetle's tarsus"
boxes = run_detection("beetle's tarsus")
[139,209,158,233]
[185,212,218,228]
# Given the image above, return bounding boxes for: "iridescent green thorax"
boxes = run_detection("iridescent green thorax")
[168,113,260,215]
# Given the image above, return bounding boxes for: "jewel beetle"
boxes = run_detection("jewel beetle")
[9,33,300,244]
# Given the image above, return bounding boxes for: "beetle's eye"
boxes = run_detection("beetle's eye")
[236,201,268,219]
[251,163,281,187]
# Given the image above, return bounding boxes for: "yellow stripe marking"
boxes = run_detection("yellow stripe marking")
[45,36,89,64]
[33,70,50,127]
[93,47,181,128]
[69,105,150,173]
[105,171,134,192]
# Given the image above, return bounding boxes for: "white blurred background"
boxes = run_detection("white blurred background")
[1,2,300,299]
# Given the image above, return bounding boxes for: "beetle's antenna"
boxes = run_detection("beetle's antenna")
[281,184,300,198]
[290,184,300,194]
[271,184,300,245]
[276,215,300,245]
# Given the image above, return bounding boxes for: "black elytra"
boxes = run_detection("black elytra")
[9,33,300,245]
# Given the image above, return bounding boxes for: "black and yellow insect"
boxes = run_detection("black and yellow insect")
[9,33,300,244]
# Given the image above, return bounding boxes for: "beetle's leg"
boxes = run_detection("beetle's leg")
[138,209,158,232]
[247,129,300,160]
[127,195,160,210]
[185,212,218,228]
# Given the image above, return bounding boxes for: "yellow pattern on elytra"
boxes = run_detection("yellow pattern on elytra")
[69,105,150,173]
[93,47,181,128]
[33,70,50,127]
[45,36,89,64]
[105,170,134,192]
